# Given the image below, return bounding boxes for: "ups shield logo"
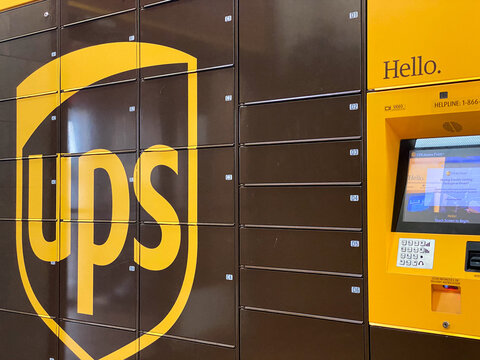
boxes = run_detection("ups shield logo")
[15,43,199,359]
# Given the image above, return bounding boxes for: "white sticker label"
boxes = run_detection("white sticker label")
[349,149,359,156]
[397,238,435,269]
[349,103,359,111]
[350,240,360,248]
[350,195,359,202]
[351,286,361,294]
[349,11,359,19]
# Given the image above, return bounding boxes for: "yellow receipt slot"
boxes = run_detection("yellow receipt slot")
[368,80,480,340]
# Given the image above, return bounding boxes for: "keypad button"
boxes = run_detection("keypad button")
[413,248,419,253]
[401,247,406,252]
[408,240,413,246]
[413,261,418,266]
[400,260,405,265]
[401,253,406,259]
[407,254,412,259]
[413,254,418,260]
[402,240,407,246]
[414,240,419,246]
[407,247,412,252]
[406,260,411,266]
[420,241,426,246]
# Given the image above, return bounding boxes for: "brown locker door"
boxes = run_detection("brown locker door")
[240,186,362,229]
[140,225,235,346]
[140,0,234,78]
[241,310,364,360]
[61,0,136,26]
[0,0,56,41]
[61,82,137,154]
[141,147,234,225]
[0,221,59,316]
[371,326,480,360]
[240,0,361,103]
[20,94,59,158]
[139,335,236,360]
[59,223,138,329]
[0,311,57,360]
[61,11,137,90]
[0,30,57,100]
[0,99,18,159]
[141,68,234,149]
[67,152,137,222]
[239,95,362,145]
[240,228,362,275]
[240,141,362,184]
[241,269,363,321]
[59,321,136,360]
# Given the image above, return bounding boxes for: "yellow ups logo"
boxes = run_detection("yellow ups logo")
[16,43,198,359]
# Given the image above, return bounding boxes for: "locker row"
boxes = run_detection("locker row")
[0,310,237,360]
[0,0,361,103]
[0,156,364,228]
[0,309,368,360]
[2,221,364,339]
[1,221,236,345]
[0,148,234,223]
[1,89,363,161]
[0,68,235,158]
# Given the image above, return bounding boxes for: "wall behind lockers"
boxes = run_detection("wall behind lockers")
[0,1,366,360]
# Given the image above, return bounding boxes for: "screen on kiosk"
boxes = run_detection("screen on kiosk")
[404,146,480,224]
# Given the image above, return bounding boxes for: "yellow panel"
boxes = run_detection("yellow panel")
[368,1,480,90]
[0,0,39,12]
[368,80,480,340]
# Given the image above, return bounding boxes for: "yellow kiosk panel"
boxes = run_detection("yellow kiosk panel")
[368,80,480,340]
[368,1,480,90]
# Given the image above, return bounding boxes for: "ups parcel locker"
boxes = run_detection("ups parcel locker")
[0,0,373,360]
[0,29,58,100]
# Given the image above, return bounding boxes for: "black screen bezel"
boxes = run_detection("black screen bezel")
[392,139,480,235]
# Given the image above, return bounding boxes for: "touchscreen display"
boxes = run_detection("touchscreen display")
[403,147,480,224]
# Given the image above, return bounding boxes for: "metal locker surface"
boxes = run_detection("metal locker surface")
[61,0,136,26]
[0,157,58,221]
[59,320,137,360]
[140,0,234,78]
[240,228,363,275]
[61,11,137,90]
[0,160,17,219]
[241,268,364,321]
[61,81,137,154]
[240,186,363,229]
[141,147,234,225]
[0,220,59,316]
[239,95,362,145]
[240,140,362,184]
[239,0,361,103]
[370,326,480,360]
[19,94,59,158]
[0,29,58,100]
[240,310,364,360]
[0,0,56,41]
[139,334,236,360]
[59,222,137,329]
[140,225,236,346]
[140,68,234,149]
[66,152,137,222]
[0,311,58,359]
[0,99,18,159]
